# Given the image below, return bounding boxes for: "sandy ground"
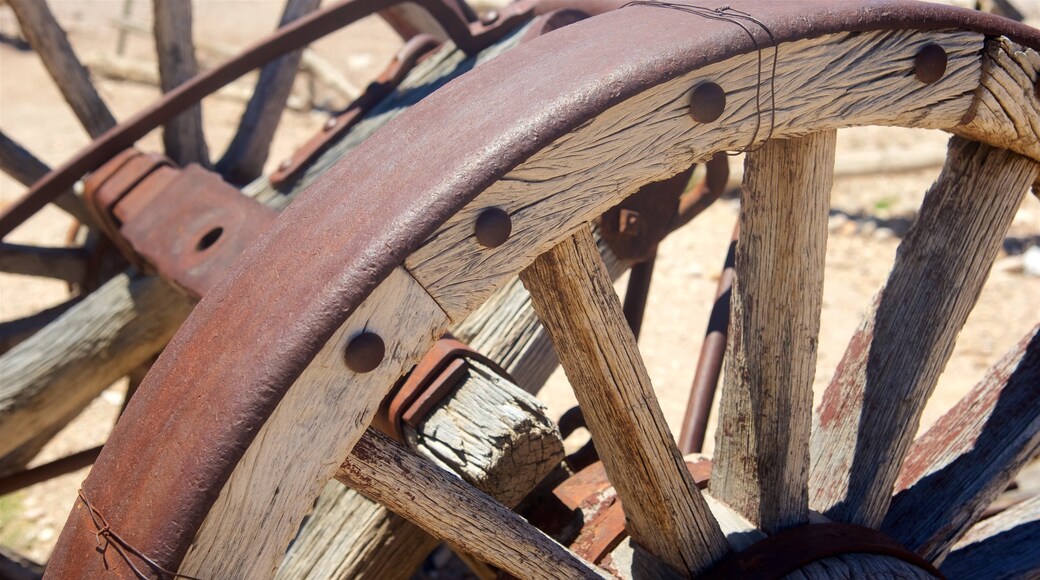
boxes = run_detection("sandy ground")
[0,0,1038,567]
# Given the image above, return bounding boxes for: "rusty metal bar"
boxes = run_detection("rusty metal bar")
[0,446,102,497]
[678,222,737,454]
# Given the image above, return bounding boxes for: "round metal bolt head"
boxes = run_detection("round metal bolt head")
[278,158,293,170]
[345,332,385,373]
[475,207,512,248]
[914,44,947,84]
[324,117,338,131]
[689,82,726,123]
[481,10,499,24]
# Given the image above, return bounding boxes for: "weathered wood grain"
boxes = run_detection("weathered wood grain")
[809,137,1040,528]
[6,0,116,138]
[712,132,834,533]
[521,227,729,576]
[180,268,449,579]
[783,554,937,580]
[216,0,321,183]
[881,324,1040,564]
[939,496,1040,579]
[276,359,564,579]
[0,272,193,460]
[0,298,79,357]
[0,130,91,225]
[153,0,209,166]
[406,30,984,320]
[337,429,606,580]
[956,37,1040,164]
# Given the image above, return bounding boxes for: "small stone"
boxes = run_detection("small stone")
[828,214,848,233]
[872,227,896,240]
[858,220,877,236]
[1024,246,1040,277]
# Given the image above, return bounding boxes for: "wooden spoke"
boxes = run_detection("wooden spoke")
[0,273,192,464]
[520,226,729,576]
[939,496,1040,579]
[154,0,209,166]
[338,428,605,580]
[0,243,88,282]
[0,130,92,225]
[6,0,116,139]
[216,0,320,183]
[881,324,1040,563]
[809,137,1040,528]
[0,297,79,357]
[712,131,835,532]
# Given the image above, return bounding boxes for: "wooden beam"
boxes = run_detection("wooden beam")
[520,226,729,576]
[711,131,834,532]
[337,429,605,580]
[216,0,321,184]
[809,137,1040,527]
[882,324,1040,563]
[153,0,209,166]
[940,496,1039,579]
[0,130,92,225]
[277,361,564,578]
[0,272,193,460]
[6,0,116,138]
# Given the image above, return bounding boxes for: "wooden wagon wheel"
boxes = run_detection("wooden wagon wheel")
[37,0,1040,577]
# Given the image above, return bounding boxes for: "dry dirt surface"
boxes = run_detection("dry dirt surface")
[1,0,1038,570]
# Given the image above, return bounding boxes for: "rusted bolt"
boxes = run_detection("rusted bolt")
[475,207,511,248]
[345,332,385,373]
[689,82,725,123]
[914,44,947,84]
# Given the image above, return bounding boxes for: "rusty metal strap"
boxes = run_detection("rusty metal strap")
[0,0,534,240]
[702,522,946,580]
[373,334,515,441]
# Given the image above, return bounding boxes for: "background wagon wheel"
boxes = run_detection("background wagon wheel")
[0,0,477,484]
[33,0,1040,578]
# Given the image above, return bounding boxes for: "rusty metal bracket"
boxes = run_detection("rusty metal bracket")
[372,334,514,441]
[82,150,277,299]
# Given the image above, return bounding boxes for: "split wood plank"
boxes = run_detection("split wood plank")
[153,0,210,166]
[809,137,1040,528]
[939,496,1040,579]
[0,273,193,460]
[180,268,449,579]
[520,226,729,576]
[337,428,606,580]
[216,0,321,183]
[406,30,985,321]
[6,0,116,138]
[0,298,79,358]
[712,131,835,532]
[277,360,565,579]
[0,130,91,225]
[881,324,1040,564]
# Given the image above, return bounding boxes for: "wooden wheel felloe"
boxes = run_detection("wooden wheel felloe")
[31,0,1040,578]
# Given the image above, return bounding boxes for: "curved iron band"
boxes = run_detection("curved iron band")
[47,1,1040,576]
[0,0,532,240]
[701,523,944,579]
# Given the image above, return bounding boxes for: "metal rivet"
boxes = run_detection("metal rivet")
[324,117,338,131]
[475,208,512,248]
[481,10,499,24]
[345,332,385,373]
[689,82,725,123]
[278,158,293,171]
[914,44,947,84]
